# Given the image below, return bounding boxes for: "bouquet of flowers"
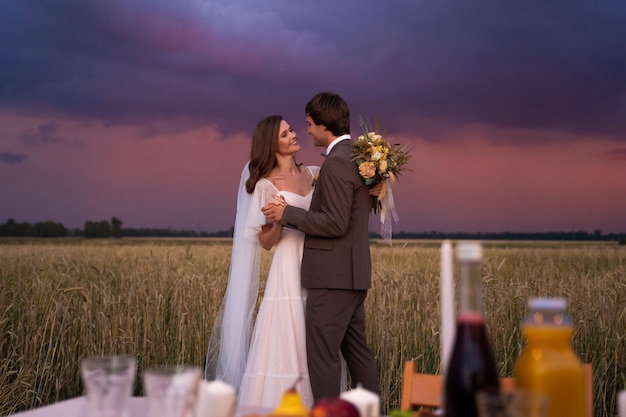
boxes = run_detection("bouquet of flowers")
[351,116,412,243]
[351,116,412,212]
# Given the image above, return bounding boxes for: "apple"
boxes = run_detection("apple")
[311,398,360,417]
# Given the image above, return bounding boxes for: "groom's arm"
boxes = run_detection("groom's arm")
[282,157,355,237]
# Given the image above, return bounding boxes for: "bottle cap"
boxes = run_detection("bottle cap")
[528,297,567,311]
[456,241,483,261]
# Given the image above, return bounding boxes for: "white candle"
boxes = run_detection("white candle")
[440,240,455,377]
[195,380,236,417]
[340,384,380,417]
[619,389,626,417]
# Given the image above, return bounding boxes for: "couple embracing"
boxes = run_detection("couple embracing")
[205,91,380,408]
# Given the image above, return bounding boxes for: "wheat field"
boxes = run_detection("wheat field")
[0,238,624,417]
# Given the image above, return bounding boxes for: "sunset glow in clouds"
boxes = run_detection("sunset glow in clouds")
[1,1,625,233]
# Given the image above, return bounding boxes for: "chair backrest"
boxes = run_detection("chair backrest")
[400,361,593,417]
[583,361,593,417]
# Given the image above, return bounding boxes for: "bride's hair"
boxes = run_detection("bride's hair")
[246,115,301,193]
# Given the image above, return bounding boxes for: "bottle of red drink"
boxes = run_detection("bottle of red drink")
[444,241,500,417]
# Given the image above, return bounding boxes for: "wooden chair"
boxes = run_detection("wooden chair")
[400,361,593,417]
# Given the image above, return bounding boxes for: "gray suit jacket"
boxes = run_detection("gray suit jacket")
[281,139,372,290]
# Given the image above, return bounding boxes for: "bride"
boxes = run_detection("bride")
[205,115,317,408]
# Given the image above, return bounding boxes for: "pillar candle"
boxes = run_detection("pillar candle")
[340,384,380,417]
[195,380,236,417]
[440,240,455,377]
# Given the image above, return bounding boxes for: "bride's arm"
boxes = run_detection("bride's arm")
[258,222,282,250]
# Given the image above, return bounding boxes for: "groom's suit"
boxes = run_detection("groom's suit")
[281,138,379,400]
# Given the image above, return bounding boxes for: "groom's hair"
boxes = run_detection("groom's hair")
[306,91,350,136]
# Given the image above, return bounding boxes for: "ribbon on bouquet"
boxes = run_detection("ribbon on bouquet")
[378,179,399,245]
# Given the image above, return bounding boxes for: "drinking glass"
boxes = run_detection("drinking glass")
[143,365,202,417]
[476,389,549,417]
[508,389,549,417]
[80,355,137,417]
[475,390,508,417]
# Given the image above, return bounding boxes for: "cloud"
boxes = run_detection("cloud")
[19,122,61,145]
[0,0,354,133]
[1,0,625,141]
[606,148,626,161]
[0,152,29,164]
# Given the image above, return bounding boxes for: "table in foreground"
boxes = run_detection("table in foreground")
[9,396,270,417]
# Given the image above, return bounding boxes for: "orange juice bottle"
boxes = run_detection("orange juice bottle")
[514,297,585,417]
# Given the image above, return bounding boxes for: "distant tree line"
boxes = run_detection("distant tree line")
[0,217,123,238]
[0,219,68,237]
[83,217,123,238]
[1,218,624,243]
[122,226,233,238]
[390,230,626,243]
[0,218,234,239]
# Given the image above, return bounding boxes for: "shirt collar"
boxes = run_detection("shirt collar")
[324,134,351,156]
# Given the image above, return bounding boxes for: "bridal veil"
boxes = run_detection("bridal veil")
[205,162,262,387]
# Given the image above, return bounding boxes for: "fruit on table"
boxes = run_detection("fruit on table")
[272,382,309,417]
[310,398,359,417]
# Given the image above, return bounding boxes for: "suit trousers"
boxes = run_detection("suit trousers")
[305,288,380,400]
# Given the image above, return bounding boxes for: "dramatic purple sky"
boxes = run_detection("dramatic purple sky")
[1,0,625,234]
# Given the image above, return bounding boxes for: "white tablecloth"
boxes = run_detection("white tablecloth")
[9,396,269,417]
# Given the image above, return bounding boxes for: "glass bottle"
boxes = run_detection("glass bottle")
[444,241,500,417]
[514,297,586,417]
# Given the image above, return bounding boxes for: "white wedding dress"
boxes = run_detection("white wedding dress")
[237,177,315,408]
[205,163,318,410]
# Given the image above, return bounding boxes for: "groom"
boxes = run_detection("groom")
[262,91,380,400]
